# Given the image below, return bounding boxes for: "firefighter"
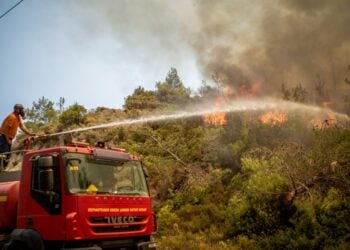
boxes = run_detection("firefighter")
[0,104,36,168]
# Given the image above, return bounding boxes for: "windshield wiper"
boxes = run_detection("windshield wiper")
[71,190,112,195]
[114,190,144,196]
[96,191,111,194]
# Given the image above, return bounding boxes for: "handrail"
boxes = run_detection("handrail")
[0,150,30,155]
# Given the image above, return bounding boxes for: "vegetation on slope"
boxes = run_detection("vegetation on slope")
[15,68,350,249]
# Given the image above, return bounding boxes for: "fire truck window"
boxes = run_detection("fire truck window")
[114,165,133,191]
[65,152,149,196]
[66,158,89,193]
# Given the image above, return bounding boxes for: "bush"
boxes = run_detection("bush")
[59,103,87,127]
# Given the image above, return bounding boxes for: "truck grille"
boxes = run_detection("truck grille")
[93,225,142,233]
[89,216,145,224]
[89,216,146,233]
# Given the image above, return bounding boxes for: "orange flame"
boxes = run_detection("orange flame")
[202,81,262,126]
[239,81,262,98]
[259,110,288,125]
[203,112,227,126]
[312,102,337,129]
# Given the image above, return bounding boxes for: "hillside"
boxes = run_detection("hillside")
[8,69,350,249]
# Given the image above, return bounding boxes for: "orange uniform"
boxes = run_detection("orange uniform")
[0,113,22,140]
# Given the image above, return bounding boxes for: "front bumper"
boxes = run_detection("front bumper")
[60,241,156,250]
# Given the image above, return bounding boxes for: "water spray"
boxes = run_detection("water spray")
[36,99,349,139]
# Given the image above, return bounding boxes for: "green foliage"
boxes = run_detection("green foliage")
[155,68,191,106]
[23,68,350,249]
[59,103,87,127]
[25,96,58,132]
[26,96,58,124]
[246,191,350,250]
[123,86,160,111]
[316,189,350,245]
[23,96,66,135]
[57,97,65,113]
[85,107,127,125]
[224,157,291,238]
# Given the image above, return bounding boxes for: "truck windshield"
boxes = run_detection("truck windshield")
[64,152,149,196]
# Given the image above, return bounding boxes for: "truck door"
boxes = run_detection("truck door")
[20,154,65,240]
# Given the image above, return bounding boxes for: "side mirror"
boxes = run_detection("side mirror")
[38,156,54,168]
[39,169,54,192]
[38,156,54,192]
[142,166,150,178]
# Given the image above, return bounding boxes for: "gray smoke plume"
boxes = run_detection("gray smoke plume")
[67,0,350,110]
[189,0,350,109]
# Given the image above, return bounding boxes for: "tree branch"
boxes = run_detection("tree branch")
[145,128,187,166]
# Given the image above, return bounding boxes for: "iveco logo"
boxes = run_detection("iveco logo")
[104,216,135,224]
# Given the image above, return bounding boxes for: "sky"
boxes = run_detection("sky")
[1,0,349,120]
[0,0,202,119]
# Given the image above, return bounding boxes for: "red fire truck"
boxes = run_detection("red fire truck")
[0,141,157,250]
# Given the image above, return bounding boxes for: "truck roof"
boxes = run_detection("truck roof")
[23,142,139,161]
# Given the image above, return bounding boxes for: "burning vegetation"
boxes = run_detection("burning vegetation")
[203,112,227,126]
[312,102,338,129]
[259,110,288,125]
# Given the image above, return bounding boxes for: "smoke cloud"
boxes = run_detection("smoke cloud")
[190,0,350,103]
[71,0,350,109]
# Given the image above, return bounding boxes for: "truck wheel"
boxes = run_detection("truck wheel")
[7,229,44,250]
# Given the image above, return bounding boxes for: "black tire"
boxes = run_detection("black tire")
[7,229,44,250]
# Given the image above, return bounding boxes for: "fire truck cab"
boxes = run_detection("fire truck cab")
[0,142,157,250]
